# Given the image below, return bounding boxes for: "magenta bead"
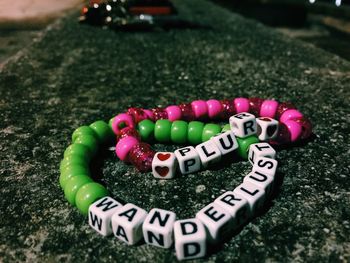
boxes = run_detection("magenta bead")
[116,127,140,142]
[283,120,302,142]
[115,136,139,161]
[206,99,222,119]
[260,100,279,118]
[143,109,154,121]
[112,113,135,135]
[128,143,155,172]
[234,98,250,113]
[166,105,182,122]
[295,117,312,140]
[270,123,291,145]
[127,108,148,124]
[249,97,264,116]
[280,109,303,123]
[219,99,236,120]
[152,108,168,121]
[178,103,195,121]
[276,102,296,119]
[191,100,208,119]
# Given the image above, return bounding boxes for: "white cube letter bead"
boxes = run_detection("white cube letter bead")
[195,141,221,168]
[212,130,239,155]
[252,157,278,178]
[142,208,176,249]
[111,203,147,245]
[248,142,276,165]
[174,146,201,174]
[214,191,250,228]
[229,112,257,138]
[152,152,177,179]
[196,202,233,243]
[244,171,274,197]
[233,181,265,215]
[256,117,279,141]
[88,197,123,236]
[174,218,206,260]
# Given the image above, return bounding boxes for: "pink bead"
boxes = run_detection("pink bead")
[206,99,222,119]
[280,109,303,123]
[283,120,302,142]
[191,100,208,119]
[234,98,250,113]
[127,108,148,124]
[260,100,279,118]
[115,136,139,161]
[112,113,135,135]
[166,105,182,121]
[143,109,154,121]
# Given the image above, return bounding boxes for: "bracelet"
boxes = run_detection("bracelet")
[59,97,312,260]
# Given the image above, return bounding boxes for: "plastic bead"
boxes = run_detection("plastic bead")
[137,119,155,142]
[59,165,90,189]
[260,100,278,118]
[75,182,109,216]
[276,102,296,119]
[75,134,99,156]
[280,109,303,123]
[271,123,291,145]
[219,99,236,120]
[72,126,96,143]
[128,143,155,172]
[64,143,92,162]
[64,175,93,205]
[188,121,204,145]
[221,123,231,132]
[206,99,222,119]
[178,103,195,121]
[234,98,250,113]
[112,113,135,135]
[236,135,259,159]
[152,107,168,121]
[108,117,114,128]
[116,127,140,142]
[191,100,208,119]
[283,120,302,142]
[89,120,114,143]
[295,117,312,140]
[127,107,148,124]
[171,120,188,144]
[202,123,221,142]
[166,105,182,122]
[154,119,172,143]
[249,97,264,116]
[60,155,88,174]
[144,109,155,121]
[115,136,139,161]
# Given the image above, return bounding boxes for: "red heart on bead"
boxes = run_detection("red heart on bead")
[155,166,169,177]
[267,126,277,137]
[157,153,171,161]
[259,117,272,122]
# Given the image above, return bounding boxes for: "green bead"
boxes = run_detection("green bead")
[221,124,231,132]
[109,117,114,128]
[171,120,188,144]
[60,155,88,173]
[202,123,221,142]
[75,182,109,216]
[59,165,90,189]
[187,121,204,145]
[75,134,98,156]
[64,143,91,161]
[90,120,114,144]
[236,135,259,159]
[64,175,93,206]
[137,119,155,142]
[72,126,96,143]
[154,119,172,143]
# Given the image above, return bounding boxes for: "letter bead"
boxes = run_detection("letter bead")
[111,203,147,245]
[244,171,274,198]
[195,141,221,168]
[174,146,201,174]
[152,152,177,179]
[196,202,233,244]
[233,181,265,215]
[252,157,278,178]
[229,112,257,138]
[212,130,239,155]
[89,197,123,236]
[248,142,276,165]
[142,208,176,248]
[256,117,279,141]
[174,219,207,260]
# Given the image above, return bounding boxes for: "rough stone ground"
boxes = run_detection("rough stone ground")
[0,0,350,262]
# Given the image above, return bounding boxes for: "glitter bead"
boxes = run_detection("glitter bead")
[116,127,140,142]
[178,103,195,121]
[127,107,149,124]
[295,117,312,140]
[128,143,155,172]
[152,107,168,121]
[275,102,296,119]
[249,97,264,116]
[219,99,236,120]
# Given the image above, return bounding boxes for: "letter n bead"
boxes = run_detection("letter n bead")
[248,142,276,165]
[142,208,176,248]
[174,219,207,260]
[88,197,123,236]
[229,112,257,138]
[174,146,201,175]
[256,117,279,141]
[111,203,147,245]
[152,152,177,179]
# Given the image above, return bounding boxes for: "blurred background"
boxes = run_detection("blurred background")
[1,0,349,67]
